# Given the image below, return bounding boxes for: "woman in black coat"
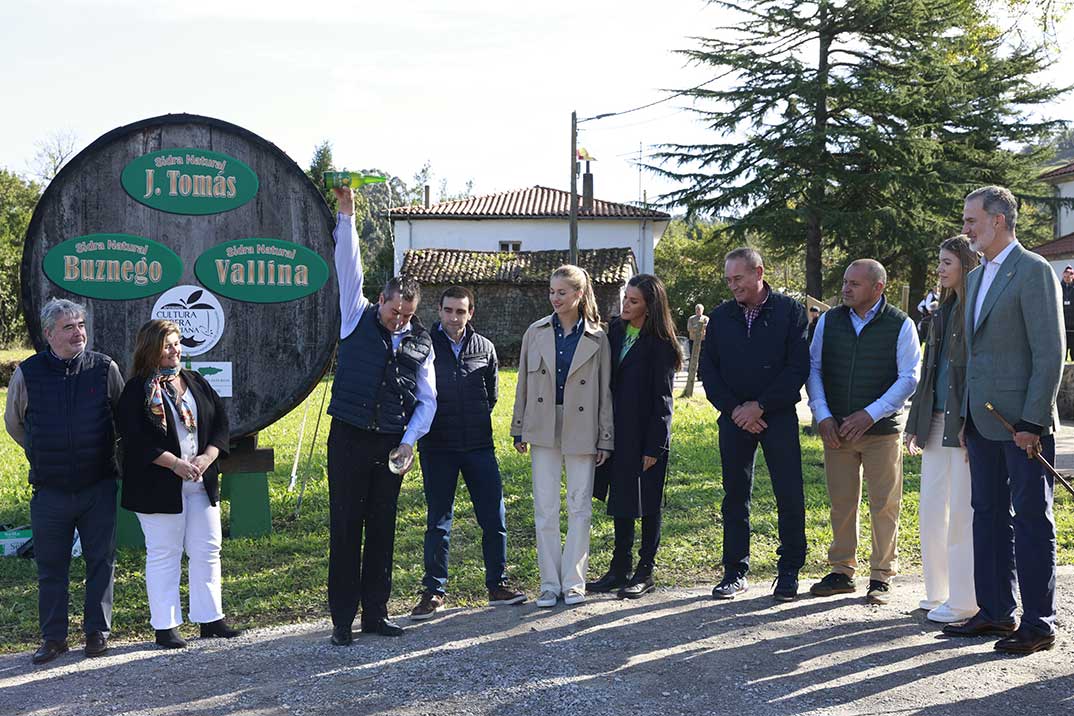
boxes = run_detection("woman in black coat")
[588,274,681,598]
[118,319,240,648]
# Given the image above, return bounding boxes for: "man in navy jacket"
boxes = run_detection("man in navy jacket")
[699,248,810,602]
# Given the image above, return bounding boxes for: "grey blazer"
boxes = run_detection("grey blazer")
[962,242,1064,441]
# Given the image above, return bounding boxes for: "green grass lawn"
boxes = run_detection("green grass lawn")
[0,370,1071,653]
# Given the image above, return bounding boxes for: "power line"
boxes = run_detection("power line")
[578,71,731,124]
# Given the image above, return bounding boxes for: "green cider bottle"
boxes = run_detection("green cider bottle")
[323,171,387,189]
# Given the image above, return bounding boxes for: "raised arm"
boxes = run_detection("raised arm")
[332,187,369,339]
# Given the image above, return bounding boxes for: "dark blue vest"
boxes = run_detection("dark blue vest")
[328,304,433,434]
[419,324,497,453]
[21,349,116,490]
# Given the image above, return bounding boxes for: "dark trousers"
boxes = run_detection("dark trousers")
[419,447,508,594]
[965,416,1057,636]
[29,479,117,641]
[718,409,807,577]
[1066,330,1074,362]
[327,420,404,629]
[611,514,662,574]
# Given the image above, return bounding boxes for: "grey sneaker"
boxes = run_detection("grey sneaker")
[536,590,558,608]
[712,574,748,600]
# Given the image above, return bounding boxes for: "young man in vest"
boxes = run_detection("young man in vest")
[942,186,1064,654]
[4,298,124,664]
[699,248,810,602]
[326,187,437,645]
[410,286,525,619]
[807,259,920,605]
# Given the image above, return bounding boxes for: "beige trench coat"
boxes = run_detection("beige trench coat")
[511,315,614,455]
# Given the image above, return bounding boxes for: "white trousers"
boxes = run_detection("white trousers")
[531,439,595,596]
[918,412,977,613]
[136,481,225,630]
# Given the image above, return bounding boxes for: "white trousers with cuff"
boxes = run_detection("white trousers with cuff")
[918,412,977,614]
[136,480,225,630]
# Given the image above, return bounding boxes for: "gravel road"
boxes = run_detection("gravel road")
[2,568,1071,716]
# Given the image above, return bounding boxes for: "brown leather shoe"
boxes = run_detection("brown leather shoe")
[84,631,108,657]
[942,613,1016,638]
[31,639,68,665]
[488,584,526,606]
[410,592,445,620]
[994,628,1056,654]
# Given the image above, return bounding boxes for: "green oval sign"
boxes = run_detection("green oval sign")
[194,238,329,303]
[42,234,183,300]
[120,148,258,215]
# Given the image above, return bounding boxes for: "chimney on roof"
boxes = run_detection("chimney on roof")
[582,171,593,212]
[423,185,431,208]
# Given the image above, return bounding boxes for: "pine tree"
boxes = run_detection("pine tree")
[656,0,1065,302]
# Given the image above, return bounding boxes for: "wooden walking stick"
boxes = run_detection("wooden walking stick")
[984,402,1074,499]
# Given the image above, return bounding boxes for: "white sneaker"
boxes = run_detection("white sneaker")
[919,598,943,611]
[927,603,978,624]
[536,591,559,608]
[563,589,586,606]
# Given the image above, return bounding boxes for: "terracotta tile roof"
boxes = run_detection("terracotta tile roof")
[1030,232,1074,258]
[400,248,637,285]
[388,185,670,220]
[1039,161,1074,182]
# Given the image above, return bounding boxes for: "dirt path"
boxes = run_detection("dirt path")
[2,568,1071,716]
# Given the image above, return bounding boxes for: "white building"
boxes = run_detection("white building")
[1033,160,1074,275]
[388,185,670,276]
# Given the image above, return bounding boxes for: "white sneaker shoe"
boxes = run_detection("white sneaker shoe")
[563,589,586,605]
[919,598,943,611]
[927,603,978,624]
[536,591,559,608]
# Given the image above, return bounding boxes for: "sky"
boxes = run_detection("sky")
[2,0,1073,209]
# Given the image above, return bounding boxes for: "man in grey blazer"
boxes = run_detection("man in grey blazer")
[942,185,1064,654]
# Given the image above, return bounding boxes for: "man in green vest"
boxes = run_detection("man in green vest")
[806,259,920,604]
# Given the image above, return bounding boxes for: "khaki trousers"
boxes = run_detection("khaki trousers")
[823,432,902,583]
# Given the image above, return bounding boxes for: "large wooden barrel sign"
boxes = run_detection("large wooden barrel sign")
[21,114,340,438]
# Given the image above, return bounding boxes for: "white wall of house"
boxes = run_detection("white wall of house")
[1057,178,1074,238]
[392,218,669,275]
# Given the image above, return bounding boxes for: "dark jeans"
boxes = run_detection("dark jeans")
[718,409,807,577]
[327,420,404,629]
[611,514,662,574]
[965,415,1057,636]
[419,447,508,594]
[29,479,117,641]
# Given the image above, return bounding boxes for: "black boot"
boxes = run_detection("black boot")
[618,565,655,599]
[200,619,243,638]
[155,628,187,649]
[586,569,631,593]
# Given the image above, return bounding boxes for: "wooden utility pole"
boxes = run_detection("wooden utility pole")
[569,110,578,265]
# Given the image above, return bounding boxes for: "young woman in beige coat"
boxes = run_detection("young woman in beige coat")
[512,265,614,607]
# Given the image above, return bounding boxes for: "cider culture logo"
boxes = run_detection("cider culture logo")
[42,234,182,299]
[121,148,258,215]
[194,238,329,303]
[152,286,225,356]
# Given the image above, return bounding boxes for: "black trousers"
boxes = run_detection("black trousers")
[30,479,117,641]
[327,420,404,629]
[1066,330,1074,362]
[718,409,807,577]
[611,514,662,574]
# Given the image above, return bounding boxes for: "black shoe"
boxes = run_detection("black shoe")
[200,620,243,639]
[865,580,891,605]
[155,628,187,649]
[772,572,799,602]
[361,618,404,637]
[712,574,748,600]
[618,569,655,599]
[942,613,1017,638]
[809,572,855,597]
[330,625,353,646]
[84,631,108,657]
[31,639,68,665]
[994,627,1056,654]
[586,569,630,594]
